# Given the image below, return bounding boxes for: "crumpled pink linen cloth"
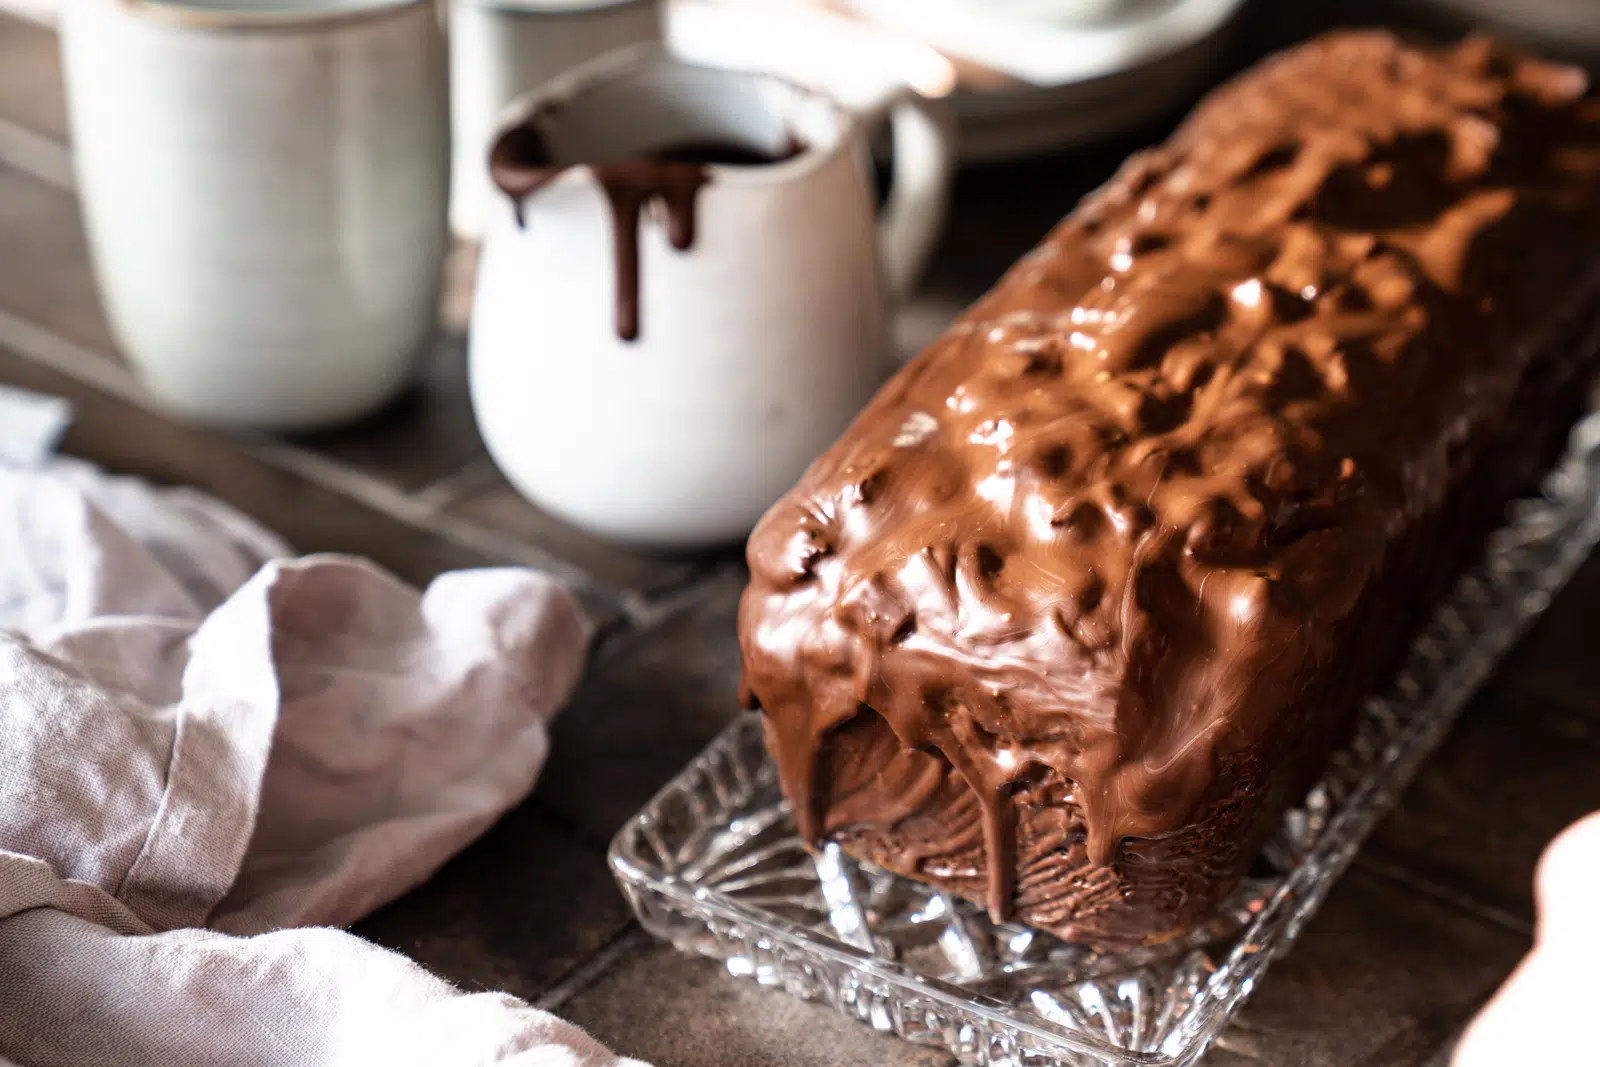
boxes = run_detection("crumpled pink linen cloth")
[0,420,647,1064]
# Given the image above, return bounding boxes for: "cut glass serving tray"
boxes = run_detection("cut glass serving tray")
[609,383,1600,1067]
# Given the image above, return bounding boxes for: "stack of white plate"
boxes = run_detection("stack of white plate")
[1407,0,1600,52]
[669,0,1246,161]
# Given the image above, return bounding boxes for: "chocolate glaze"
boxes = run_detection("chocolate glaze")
[647,138,802,167]
[737,32,1600,945]
[490,125,803,341]
[489,127,707,341]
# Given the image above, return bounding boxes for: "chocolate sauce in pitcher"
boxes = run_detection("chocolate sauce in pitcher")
[489,122,802,342]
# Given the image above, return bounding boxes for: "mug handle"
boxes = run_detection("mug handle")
[858,85,956,305]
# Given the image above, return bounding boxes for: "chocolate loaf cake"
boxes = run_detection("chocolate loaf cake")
[737,31,1600,947]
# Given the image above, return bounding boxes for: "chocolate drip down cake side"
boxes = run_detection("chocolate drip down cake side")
[737,31,1600,948]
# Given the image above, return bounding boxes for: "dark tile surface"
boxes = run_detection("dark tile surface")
[1365,677,1600,924]
[560,943,957,1067]
[355,804,631,1005]
[269,242,487,492]
[0,159,118,355]
[1211,867,1526,1067]
[0,13,66,140]
[1489,550,1600,735]
[561,866,1521,1067]
[533,566,747,848]
[280,327,487,492]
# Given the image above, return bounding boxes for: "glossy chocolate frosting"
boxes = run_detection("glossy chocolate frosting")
[738,31,1600,944]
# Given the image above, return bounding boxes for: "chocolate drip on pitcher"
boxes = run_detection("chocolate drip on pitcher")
[489,124,714,342]
[593,164,708,342]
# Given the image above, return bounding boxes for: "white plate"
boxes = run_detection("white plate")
[668,0,1242,161]
[947,23,1231,160]
[842,0,1241,87]
[1408,0,1600,49]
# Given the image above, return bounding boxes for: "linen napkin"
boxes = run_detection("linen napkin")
[0,392,648,1066]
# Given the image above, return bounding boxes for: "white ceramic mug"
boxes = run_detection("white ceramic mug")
[469,48,954,548]
[62,0,449,432]
[449,0,662,240]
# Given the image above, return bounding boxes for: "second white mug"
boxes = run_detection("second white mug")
[62,0,449,432]
[469,48,954,548]
[448,0,663,240]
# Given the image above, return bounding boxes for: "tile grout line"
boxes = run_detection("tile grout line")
[408,453,501,514]
[1491,678,1600,753]
[0,303,136,394]
[1352,853,1534,938]
[410,464,744,628]
[252,440,621,600]
[531,924,651,1013]
[0,116,72,190]
[616,559,749,632]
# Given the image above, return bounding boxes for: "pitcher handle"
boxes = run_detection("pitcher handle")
[858,84,956,306]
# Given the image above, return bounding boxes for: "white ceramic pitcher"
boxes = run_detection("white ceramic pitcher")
[469,48,953,548]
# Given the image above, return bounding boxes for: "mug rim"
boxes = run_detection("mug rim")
[115,0,434,33]
[491,43,859,190]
